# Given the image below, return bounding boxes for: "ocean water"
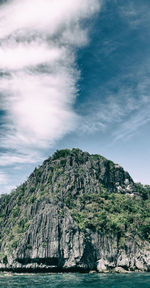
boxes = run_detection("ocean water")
[0,273,150,288]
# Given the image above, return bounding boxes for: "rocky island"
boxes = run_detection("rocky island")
[0,149,150,273]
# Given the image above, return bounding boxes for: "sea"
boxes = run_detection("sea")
[0,273,150,288]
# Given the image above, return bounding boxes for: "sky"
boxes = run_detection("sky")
[0,0,150,194]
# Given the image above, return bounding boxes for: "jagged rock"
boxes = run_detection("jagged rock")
[114,267,128,273]
[0,148,149,272]
[97,259,109,272]
[135,259,145,271]
[117,253,129,268]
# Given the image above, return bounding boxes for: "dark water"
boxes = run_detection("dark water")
[0,273,150,288]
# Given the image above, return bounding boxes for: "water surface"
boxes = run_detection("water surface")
[0,273,150,288]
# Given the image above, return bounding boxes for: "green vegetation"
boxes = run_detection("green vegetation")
[91,154,100,161]
[108,160,115,173]
[42,242,46,248]
[136,183,150,200]
[0,188,32,256]
[65,190,150,242]
[53,149,71,160]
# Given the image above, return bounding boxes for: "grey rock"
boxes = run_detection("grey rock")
[0,149,149,273]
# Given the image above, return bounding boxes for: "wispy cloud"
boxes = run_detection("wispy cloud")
[113,99,150,141]
[118,1,150,29]
[0,0,101,193]
[0,152,41,166]
[0,0,101,160]
[79,76,150,141]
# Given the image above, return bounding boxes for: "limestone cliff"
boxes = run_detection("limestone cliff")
[0,149,149,272]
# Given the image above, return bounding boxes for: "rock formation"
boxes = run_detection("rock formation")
[0,149,149,272]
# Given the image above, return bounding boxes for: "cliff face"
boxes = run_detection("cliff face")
[0,149,149,272]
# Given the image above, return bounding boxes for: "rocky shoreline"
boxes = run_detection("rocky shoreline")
[0,268,149,274]
[0,210,149,273]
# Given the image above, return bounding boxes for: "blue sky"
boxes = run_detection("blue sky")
[0,0,150,194]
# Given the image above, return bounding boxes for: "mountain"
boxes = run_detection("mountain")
[0,148,150,273]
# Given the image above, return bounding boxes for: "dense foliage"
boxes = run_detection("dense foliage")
[136,182,150,200]
[67,189,150,243]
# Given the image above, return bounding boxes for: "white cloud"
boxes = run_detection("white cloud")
[0,152,41,166]
[0,0,100,39]
[0,0,101,171]
[0,69,78,148]
[0,41,64,70]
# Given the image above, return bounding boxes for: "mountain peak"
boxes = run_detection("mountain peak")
[0,149,149,273]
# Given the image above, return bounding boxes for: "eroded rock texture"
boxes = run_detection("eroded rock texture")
[0,149,149,272]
